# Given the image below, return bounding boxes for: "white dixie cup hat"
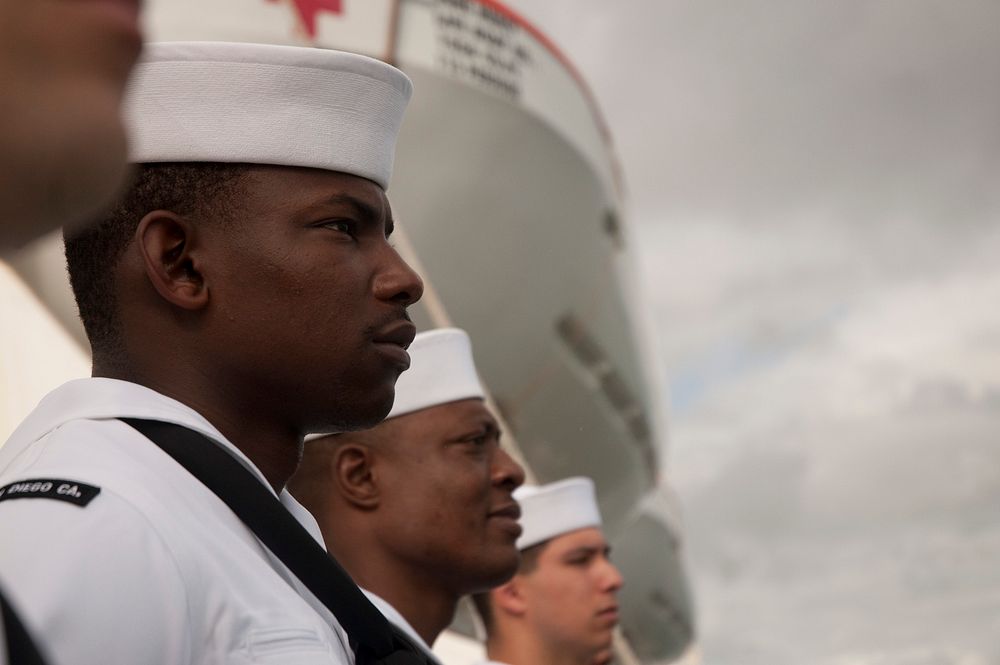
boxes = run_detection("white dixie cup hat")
[514,477,603,550]
[124,40,412,190]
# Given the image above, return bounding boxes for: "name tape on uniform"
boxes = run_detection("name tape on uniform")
[0,478,101,507]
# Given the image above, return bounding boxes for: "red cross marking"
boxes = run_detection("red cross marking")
[268,0,344,39]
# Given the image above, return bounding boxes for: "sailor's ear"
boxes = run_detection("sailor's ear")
[333,442,380,510]
[135,210,208,311]
[491,577,527,618]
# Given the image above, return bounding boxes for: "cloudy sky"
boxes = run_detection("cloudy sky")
[504,2,1000,664]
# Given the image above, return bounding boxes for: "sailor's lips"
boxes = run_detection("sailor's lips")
[372,320,416,370]
[372,342,410,369]
[596,604,620,625]
[488,503,522,538]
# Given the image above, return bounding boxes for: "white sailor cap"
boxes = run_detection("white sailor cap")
[386,328,486,419]
[124,41,412,189]
[514,477,603,550]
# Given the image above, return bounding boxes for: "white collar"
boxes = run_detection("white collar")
[361,589,443,665]
[1,377,277,496]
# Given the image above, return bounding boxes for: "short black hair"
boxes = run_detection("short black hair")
[64,162,247,358]
[471,541,546,632]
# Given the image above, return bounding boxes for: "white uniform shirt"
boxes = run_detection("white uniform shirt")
[360,590,443,665]
[0,378,354,665]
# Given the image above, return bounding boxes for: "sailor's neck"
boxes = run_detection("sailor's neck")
[93,365,301,493]
[352,566,458,646]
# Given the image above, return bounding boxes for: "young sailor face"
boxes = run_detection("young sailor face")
[199,165,423,431]
[521,527,624,665]
[0,0,141,247]
[376,398,525,592]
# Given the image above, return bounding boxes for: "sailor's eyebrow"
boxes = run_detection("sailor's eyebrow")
[563,544,610,560]
[451,418,500,441]
[322,194,392,236]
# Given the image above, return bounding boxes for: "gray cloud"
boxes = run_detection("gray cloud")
[522,1,1000,227]
[505,2,1000,663]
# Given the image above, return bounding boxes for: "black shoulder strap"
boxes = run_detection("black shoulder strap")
[2,587,48,665]
[120,418,429,665]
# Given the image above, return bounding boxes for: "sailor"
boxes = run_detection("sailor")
[472,477,624,665]
[0,0,142,249]
[290,328,525,662]
[0,41,422,665]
